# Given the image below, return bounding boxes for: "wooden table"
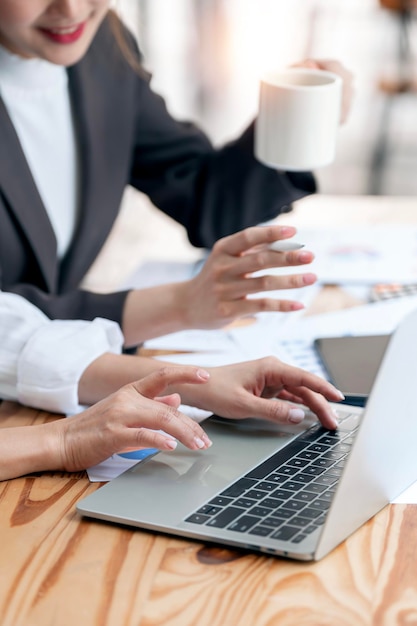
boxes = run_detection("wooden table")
[2,194,417,626]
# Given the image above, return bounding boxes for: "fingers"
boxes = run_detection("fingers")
[283,386,339,430]
[120,411,213,453]
[241,272,317,296]
[155,393,182,408]
[236,248,315,277]
[228,389,338,430]
[214,225,297,257]
[116,367,214,452]
[277,365,345,404]
[130,366,209,399]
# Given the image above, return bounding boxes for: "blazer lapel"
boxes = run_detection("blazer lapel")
[0,97,58,292]
[59,51,129,293]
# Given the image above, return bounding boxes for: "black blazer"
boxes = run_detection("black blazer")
[0,16,316,325]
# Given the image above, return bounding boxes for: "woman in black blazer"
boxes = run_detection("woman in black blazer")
[0,3,348,479]
[0,4,355,348]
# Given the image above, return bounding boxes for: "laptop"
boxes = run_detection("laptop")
[77,307,417,561]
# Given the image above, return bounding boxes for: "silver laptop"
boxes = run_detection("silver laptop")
[77,307,417,561]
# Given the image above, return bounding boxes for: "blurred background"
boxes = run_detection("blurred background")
[116,0,417,196]
[84,0,417,290]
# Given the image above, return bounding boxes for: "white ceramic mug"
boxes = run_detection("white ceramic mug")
[255,67,342,171]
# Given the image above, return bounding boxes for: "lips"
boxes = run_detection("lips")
[39,22,86,44]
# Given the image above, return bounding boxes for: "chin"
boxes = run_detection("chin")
[40,42,93,67]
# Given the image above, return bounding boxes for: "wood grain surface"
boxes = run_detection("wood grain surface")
[1,403,417,626]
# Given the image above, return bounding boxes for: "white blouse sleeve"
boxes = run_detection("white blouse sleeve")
[0,292,124,414]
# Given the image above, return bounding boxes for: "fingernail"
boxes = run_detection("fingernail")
[279,226,294,236]
[202,434,213,447]
[302,273,317,285]
[165,439,178,450]
[194,436,207,449]
[336,389,345,400]
[289,409,305,424]
[297,251,313,263]
[197,369,210,381]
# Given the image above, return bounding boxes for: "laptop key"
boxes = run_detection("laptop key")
[287,458,310,468]
[313,475,338,487]
[280,500,306,511]
[280,480,305,492]
[185,513,211,525]
[208,496,233,507]
[269,508,295,520]
[245,440,307,479]
[318,435,341,446]
[292,490,317,503]
[249,526,274,537]
[320,450,345,461]
[291,473,315,484]
[234,497,257,509]
[249,506,274,518]
[271,526,300,541]
[310,458,334,468]
[196,505,222,516]
[257,481,278,492]
[309,499,331,511]
[308,444,331,453]
[297,507,322,519]
[228,515,259,533]
[303,466,327,476]
[207,506,245,528]
[289,516,311,528]
[291,533,308,544]
[270,488,293,500]
[267,473,292,484]
[261,516,286,528]
[297,450,320,460]
[246,489,268,500]
[261,497,286,509]
[303,483,327,494]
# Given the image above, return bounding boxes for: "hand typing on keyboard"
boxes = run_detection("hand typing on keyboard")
[183,356,344,430]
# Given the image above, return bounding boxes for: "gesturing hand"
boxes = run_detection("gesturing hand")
[182,224,316,329]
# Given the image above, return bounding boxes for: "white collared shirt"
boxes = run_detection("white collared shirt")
[0,292,123,414]
[0,44,78,258]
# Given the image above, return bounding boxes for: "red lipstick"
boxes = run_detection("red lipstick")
[39,22,86,45]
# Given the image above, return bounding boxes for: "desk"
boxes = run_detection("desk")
[1,194,417,626]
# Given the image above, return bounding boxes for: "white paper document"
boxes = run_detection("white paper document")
[296,224,417,284]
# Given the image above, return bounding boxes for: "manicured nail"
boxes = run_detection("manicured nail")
[302,273,317,285]
[202,434,213,448]
[336,389,345,400]
[197,369,210,381]
[279,226,294,236]
[297,251,313,263]
[330,412,339,428]
[289,409,305,424]
[194,436,207,449]
[165,439,178,450]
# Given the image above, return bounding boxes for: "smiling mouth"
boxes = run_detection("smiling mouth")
[39,22,87,44]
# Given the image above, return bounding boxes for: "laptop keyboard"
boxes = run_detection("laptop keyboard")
[185,411,359,544]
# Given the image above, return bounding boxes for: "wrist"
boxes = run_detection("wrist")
[0,422,63,481]
[122,283,191,346]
